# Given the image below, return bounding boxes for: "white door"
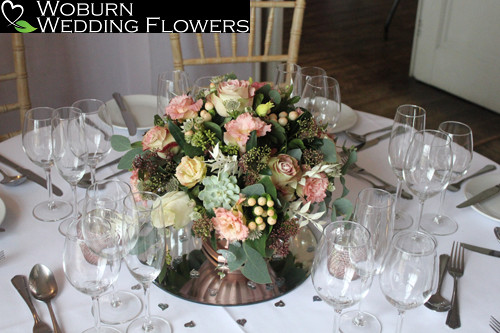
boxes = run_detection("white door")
[410,0,500,114]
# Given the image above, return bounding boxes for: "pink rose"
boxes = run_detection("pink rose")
[301,173,329,203]
[268,154,302,187]
[223,112,272,152]
[208,79,256,117]
[130,168,140,192]
[165,94,203,120]
[252,81,267,91]
[212,208,249,243]
[142,126,178,156]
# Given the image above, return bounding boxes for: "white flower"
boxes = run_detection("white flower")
[152,191,194,230]
[205,143,240,176]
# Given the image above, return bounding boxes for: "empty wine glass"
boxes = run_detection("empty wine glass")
[52,107,88,236]
[63,217,121,333]
[157,70,190,117]
[296,66,327,96]
[420,121,473,235]
[123,191,171,333]
[388,104,426,230]
[84,179,143,325]
[273,63,301,96]
[403,130,453,230]
[299,75,342,133]
[22,107,73,222]
[311,221,373,332]
[72,99,113,184]
[379,230,437,333]
[340,188,395,333]
[191,75,217,100]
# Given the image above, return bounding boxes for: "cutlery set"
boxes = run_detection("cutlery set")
[11,264,61,333]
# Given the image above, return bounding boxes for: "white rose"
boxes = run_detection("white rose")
[152,191,194,229]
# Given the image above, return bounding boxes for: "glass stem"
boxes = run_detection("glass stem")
[435,190,447,221]
[416,199,425,230]
[44,167,55,209]
[91,296,102,331]
[72,184,78,218]
[90,166,97,184]
[353,301,365,326]
[395,309,405,333]
[333,309,342,333]
[143,283,154,331]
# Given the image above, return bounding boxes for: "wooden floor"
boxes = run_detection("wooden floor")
[292,0,500,163]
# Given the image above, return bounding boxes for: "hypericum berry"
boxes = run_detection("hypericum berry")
[279,111,288,118]
[288,110,299,121]
[200,110,212,122]
[257,196,267,206]
[205,101,214,110]
[255,216,264,225]
[258,223,266,231]
[253,206,264,216]
[278,117,288,126]
[247,197,257,206]
[267,200,275,207]
[267,208,275,217]
[248,221,257,230]
[267,217,277,225]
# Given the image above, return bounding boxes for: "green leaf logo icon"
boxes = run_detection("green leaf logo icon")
[14,20,37,33]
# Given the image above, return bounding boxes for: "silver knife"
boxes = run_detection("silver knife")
[456,183,500,208]
[0,154,63,196]
[461,243,500,258]
[355,131,392,151]
[113,92,137,136]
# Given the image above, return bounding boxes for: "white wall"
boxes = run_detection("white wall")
[0,33,252,135]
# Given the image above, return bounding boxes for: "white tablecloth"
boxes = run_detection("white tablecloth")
[1,110,499,332]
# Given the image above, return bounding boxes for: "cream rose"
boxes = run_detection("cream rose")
[208,79,255,117]
[175,156,207,189]
[152,191,194,229]
[268,154,301,188]
[142,126,178,155]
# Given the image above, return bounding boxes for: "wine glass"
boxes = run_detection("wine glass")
[22,107,73,222]
[72,99,113,184]
[157,70,190,117]
[420,121,473,235]
[387,104,426,230]
[52,107,88,236]
[311,221,374,333]
[379,230,437,333]
[340,188,395,333]
[296,66,327,96]
[63,217,121,333]
[402,130,453,230]
[273,63,301,96]
[123,191,171,333]
[84,179,143,325]
[299,75,342,133]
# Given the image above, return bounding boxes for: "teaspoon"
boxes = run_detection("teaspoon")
[424,254,451,312]
[28,263,62,333]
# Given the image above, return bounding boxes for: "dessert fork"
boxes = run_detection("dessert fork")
[490,316,500,333]
[446,242,465,329]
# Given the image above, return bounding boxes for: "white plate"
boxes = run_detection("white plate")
[463,173,500,222]
[106,94,157,136]
[332,103,358,133]
[0,197,5,226]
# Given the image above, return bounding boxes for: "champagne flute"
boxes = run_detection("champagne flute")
[72,99,113,184]
[63,217,121,333]
[420,121,473,235]
[84,179,143,325]
[379,230,437,333]
[273,63,301,96]
[22,107,73,222]
[52,107,88,236]
[124,191,171,332]
[387,104,426,230]
[157,70,190,117]
[311,221,373,333]
[403,130,453,230]
[340,188,395,333]
[299,75,342,133]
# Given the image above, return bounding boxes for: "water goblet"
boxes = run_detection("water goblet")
[72,99,113,184]
[22,107,73,222]
[403,130,453,230]
[84,179,143,325]
[420,121,473,235]
[123,191,171,333]
[340,188,395,333]
[379,230,437,333]
[299,75,342,133]
[273,63,301,96]
[63,217,121,333]
[52,107,88,235]
[157,70,190,117]
[311,221,374,333]
[387,104,426,230]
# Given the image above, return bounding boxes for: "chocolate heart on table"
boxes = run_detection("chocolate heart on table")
[1,0,23,27]
[236,319,247,326]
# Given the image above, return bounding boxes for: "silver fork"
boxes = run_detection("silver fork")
[0,250,5,263]
[490,316,500,333]
[446,242,465,329]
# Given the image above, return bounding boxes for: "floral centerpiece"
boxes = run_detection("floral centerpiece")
[111,73,356,284]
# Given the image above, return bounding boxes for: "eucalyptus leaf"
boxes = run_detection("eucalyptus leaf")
[241,183,265,197]
[240,242,272,284]
[259,176,278,203]
[319,138,338,163]
[111,135,132,152]
[117,147,142,170]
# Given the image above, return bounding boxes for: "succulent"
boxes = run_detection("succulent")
[198,172,240,212]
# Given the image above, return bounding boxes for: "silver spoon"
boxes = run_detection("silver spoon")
[448,164,496,192]
[345,125,393,143]
[0,167,27,186]
[28,263,62,333]
[424,254,451,312]
[494,227,500,243]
